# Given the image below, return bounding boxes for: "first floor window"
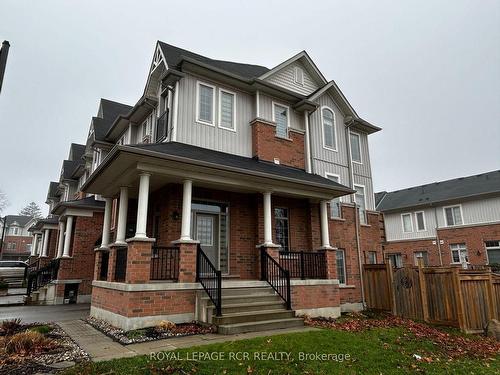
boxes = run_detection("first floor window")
[197,82,214,124]
[326,174,341,218]
[367,251,377,264]
[444,205,462,226]
[485,241,500,264]
[336,249,346,284]
[355,185,367,224]
[275,208,289,252]
[414,251,429,266]
[387,253,403,268]
[450,243,468,264]
[273,103,289,138]
[402,213,413,232]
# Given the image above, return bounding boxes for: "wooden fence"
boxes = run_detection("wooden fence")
[363,261,500,333]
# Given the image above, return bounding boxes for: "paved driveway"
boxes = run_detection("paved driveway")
[0,303,90,323]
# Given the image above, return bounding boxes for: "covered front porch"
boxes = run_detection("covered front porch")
[84,143,350,330]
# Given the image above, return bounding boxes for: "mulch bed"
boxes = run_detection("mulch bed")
[0,323,89,375]
[86,317,216,345]
[304,311,500,361]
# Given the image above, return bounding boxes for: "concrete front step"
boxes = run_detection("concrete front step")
[205,293,282,306]
[221,300,287,314]
[213,309,295,325]
[217,317,304,335]
[220,287,275,297]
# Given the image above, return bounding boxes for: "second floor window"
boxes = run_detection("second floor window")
[415,211,426,231]
[273,103,289,138]
[197,82,215,125]
[402,213,413,232]
[218,90,235,131]
[275,207,289,252]
[322,108,336,150]
[355,185,367,225]
[444,205,462,226]
[350,132,362,163]
[326,174,341,218]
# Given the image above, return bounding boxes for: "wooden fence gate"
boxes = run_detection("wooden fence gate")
[363,261,500,333]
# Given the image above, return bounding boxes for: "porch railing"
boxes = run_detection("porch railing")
[196,244,222,316]
[150,246,179,280]
[279,251,327,279]
[156,109,169,142]
[27,258,60,296]
[114,247,127,282]
[260,247,291,310]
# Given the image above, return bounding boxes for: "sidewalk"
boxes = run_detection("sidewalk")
[59,320,317,362]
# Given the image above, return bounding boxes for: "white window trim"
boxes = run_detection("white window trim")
[294,66,304,86]
[443,204,464,227]
[325,172,342,218]
[336,249,347,285]
[217,88,237,132]
[321,106,338,152]
[196,81,216,126]
[350,131,363,164]
[485,241,500,265]
[401,213,414,233]
[414,211,427,231]
[272,101,290,138]
[354,184,367,224]
[450,243,468,264]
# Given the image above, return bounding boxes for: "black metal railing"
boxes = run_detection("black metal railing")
[150,246,179,280]
[279,251,327,279]
[156,109,169,142]
[28,258,40,274]
[27,258,60,296]
[114,247,128,282]
[196,244,222,316]
[261,247,291,310]
[99,251,109,281]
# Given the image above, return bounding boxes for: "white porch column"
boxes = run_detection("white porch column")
[37,234,42,255]
[31,234,38,256]
[62,216,74,257]
[56,222,65,258]
[116,186,129,244]
[100,198,112,248]
[41,229,49,257]
[320,200,332,249]
[263,192,273,246]
[180,180,193,241]
[135,173,151,239]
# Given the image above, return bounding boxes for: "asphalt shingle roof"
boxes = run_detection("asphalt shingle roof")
[4,215,33,227]
[47,181,60,200]
[70,143,86,162]
[130,142,352,192]
[158,41,270,79]
[376,170,500,212]
[94,99,133,141]
[62,160,81,180]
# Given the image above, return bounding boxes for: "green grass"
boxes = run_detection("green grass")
[63,327,498,375]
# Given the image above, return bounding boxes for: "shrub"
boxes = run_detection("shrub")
[4,330,58,355]
[155,320,176,332]
[126,329,147,339]
[29,325,51,335]
[0,318,22,336]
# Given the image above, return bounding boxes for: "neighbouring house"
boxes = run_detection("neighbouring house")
[72,41,385,332]
[0,215,37,260]
[376,170,500,269]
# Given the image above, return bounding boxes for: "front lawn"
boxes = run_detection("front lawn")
[63,323,499,375]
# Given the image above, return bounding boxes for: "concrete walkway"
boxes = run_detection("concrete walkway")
[0,304,90,323]
[59,320,317,362]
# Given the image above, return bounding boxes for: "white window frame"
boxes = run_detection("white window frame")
[321,106,338,152]
[401,213,414,233]
[413,251,428,266]
[325,173,342,218]
[354,184,367,225]
[272,101,290,138]
[415,211,426,231]
[217,88,237,132]
[367,251,377,264]
[294,66,304,86]
[485,241,500,265]
[336,249,347,285]
[196,81,216,126]
[350,131,363,164]
[450,243,468,264]
[443,204,463,227]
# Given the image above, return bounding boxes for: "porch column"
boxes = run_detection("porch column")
[115,186,129,244]
[56,221,65,258]
[100,198,112,248]
[320,200,332,249]
[41,229,49,257]
[180,179,193,241]
[263,191,273,246]
[134,173,150,239]
[62,216,73,258]
[37,234,42,255]
[31,234,38,256]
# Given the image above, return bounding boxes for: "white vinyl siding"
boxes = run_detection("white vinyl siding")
[444,205,463,226]
[265,60,320,95]
[218,89,235,131]
[196,82,215,125]
[322,107,336,150]
[273,103,289,138]
[401,213,413,233]
[350,132,362,163]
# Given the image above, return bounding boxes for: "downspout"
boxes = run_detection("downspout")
[433,206,443,265]
[344,116,366,308]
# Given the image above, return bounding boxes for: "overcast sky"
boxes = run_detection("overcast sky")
[0,0,499,216]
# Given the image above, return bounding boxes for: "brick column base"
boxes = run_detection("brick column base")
[177,242,198,283]
[125,239,154,284]
[94,250,106,281]
[258,245,282,280]
[107,246,118,282]
[322,249,338,280]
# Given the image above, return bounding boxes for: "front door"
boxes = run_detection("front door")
[194,213,219,268]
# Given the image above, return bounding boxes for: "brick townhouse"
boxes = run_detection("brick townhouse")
[376,170,500,268]
[0,215,36,260]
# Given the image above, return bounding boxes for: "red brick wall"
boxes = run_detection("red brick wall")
[383,223,500,267]
[291,283,339,311]
[1,235,32,256]
[251,120,305,169]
